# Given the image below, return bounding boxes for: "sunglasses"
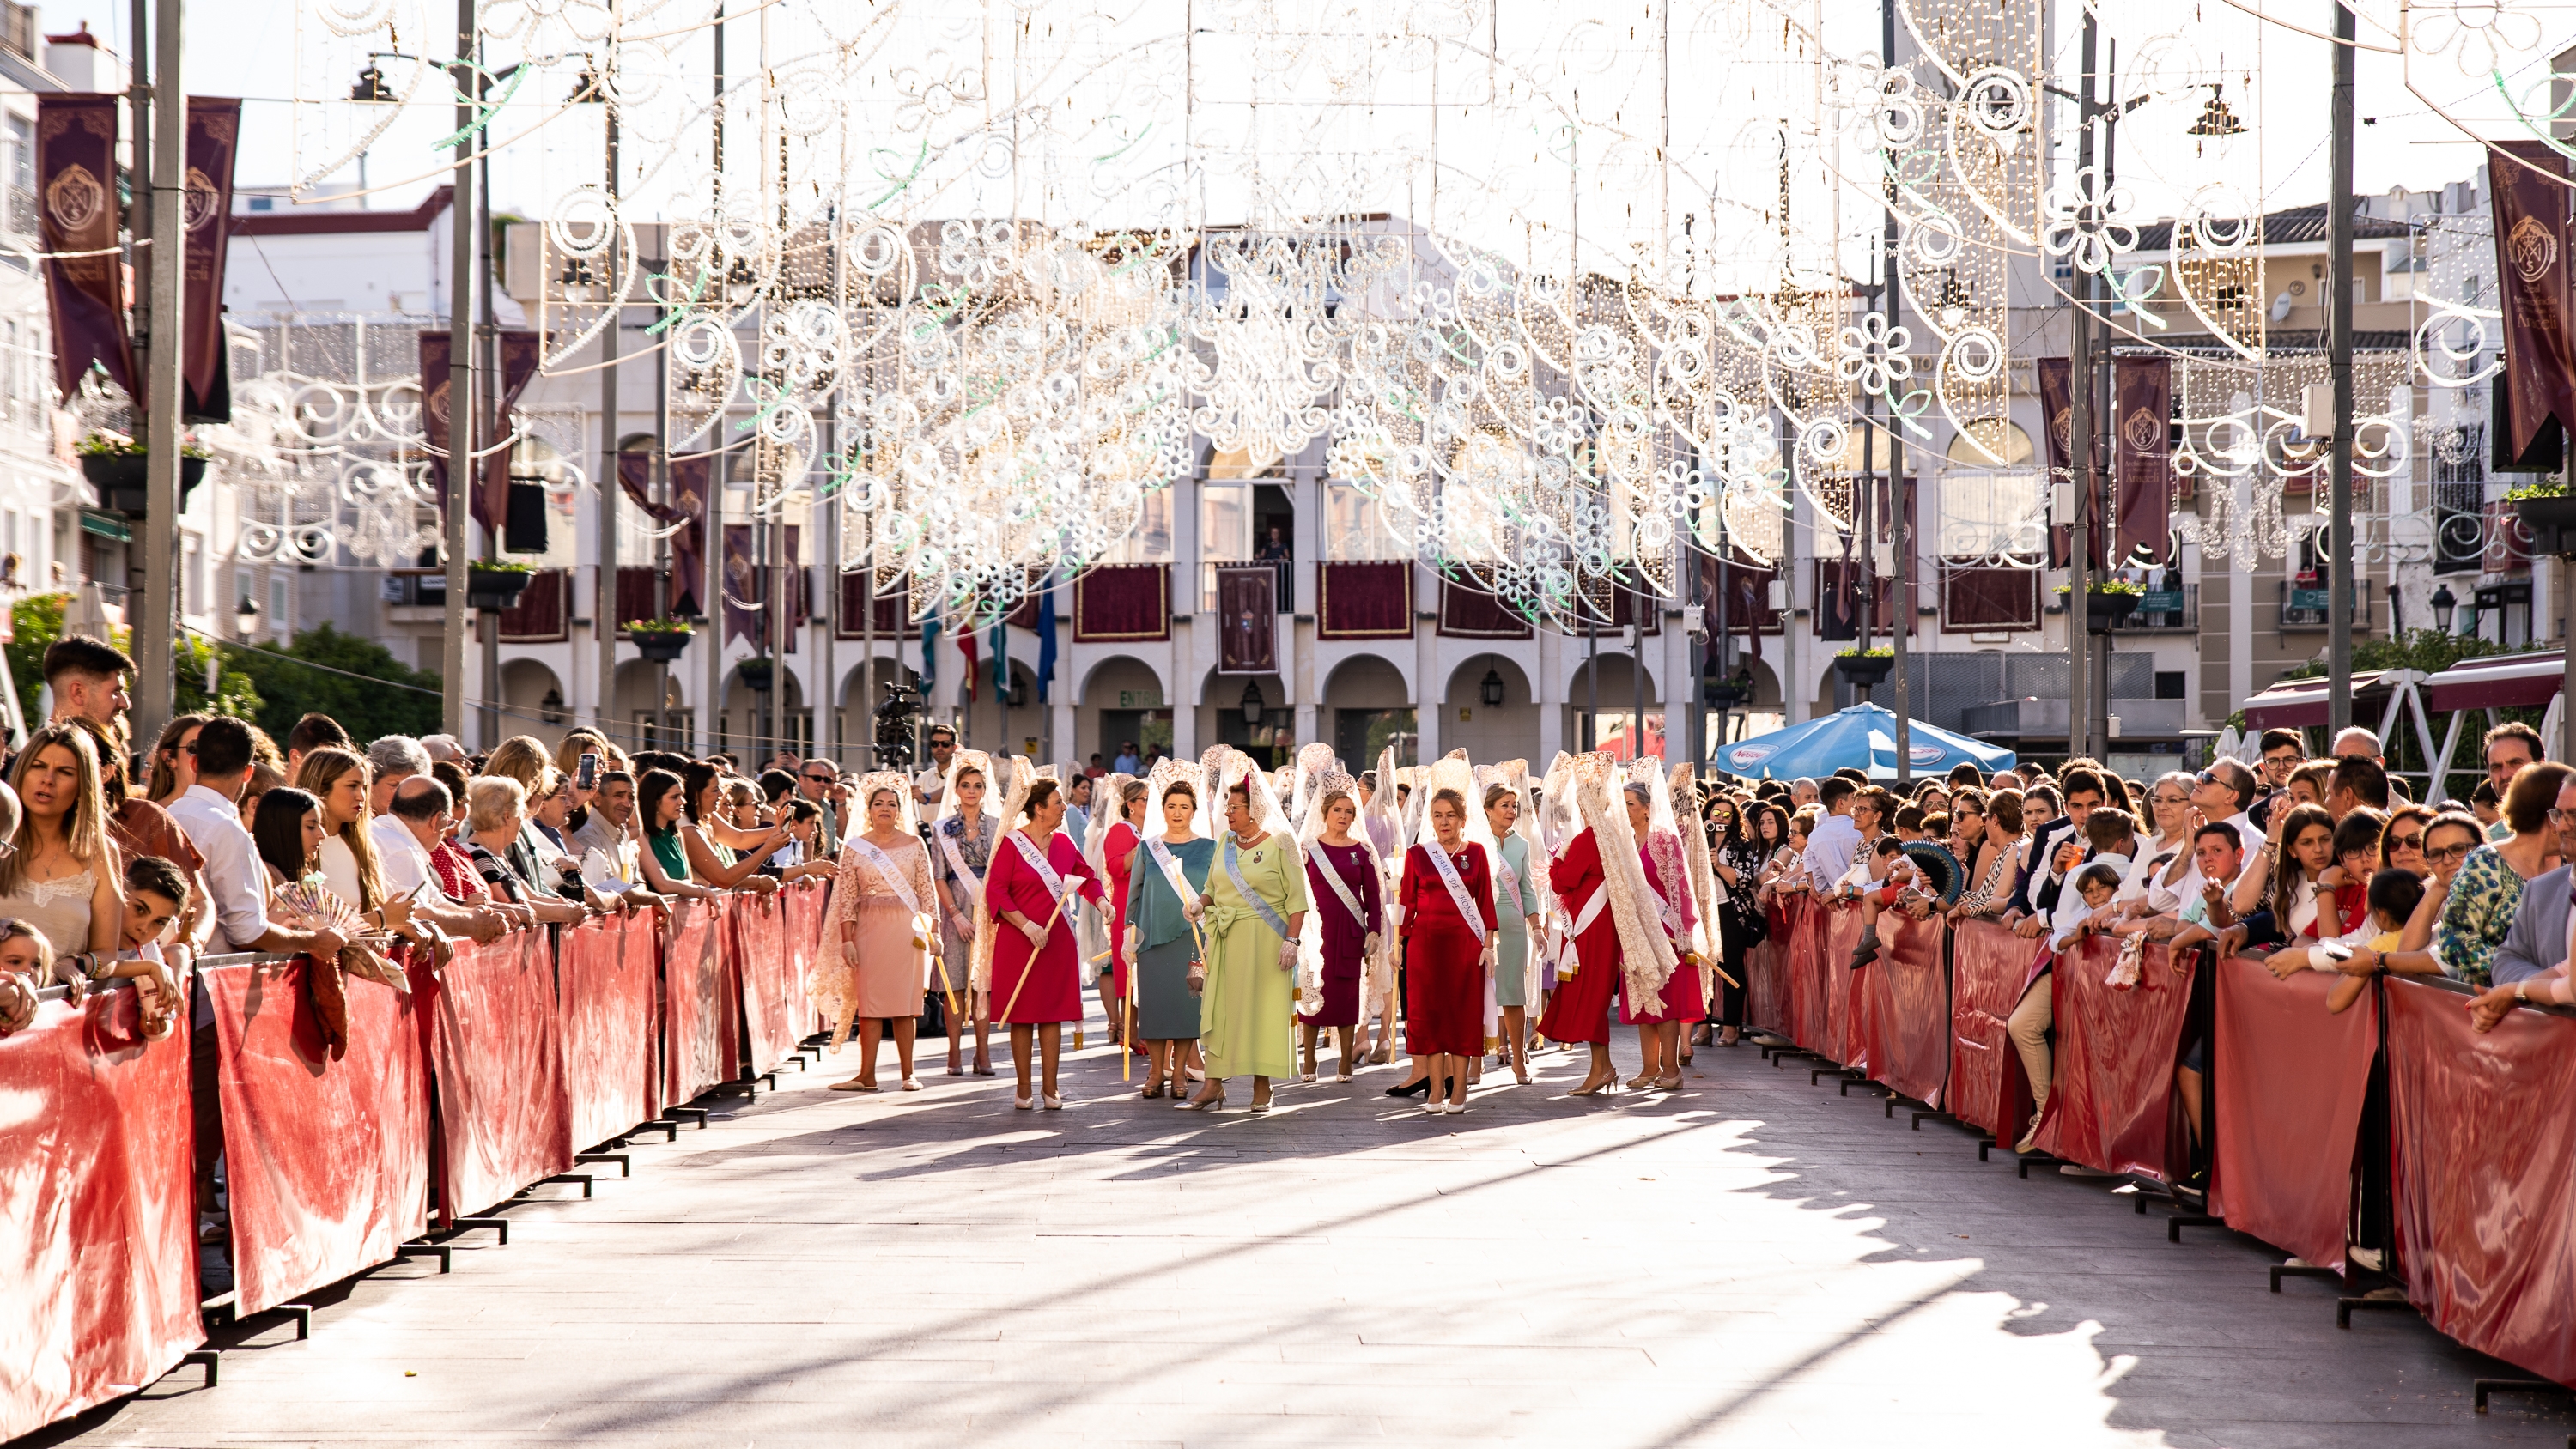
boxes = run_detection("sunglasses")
[2423,841,2476,864]
[802,773,833,783]
[2386,831,2424,852]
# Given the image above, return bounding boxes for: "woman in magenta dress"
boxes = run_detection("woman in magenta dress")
[1539,791,1621,1098]
[984,779,1107,1110]
[1298,784,1382,1082]
[1100,779,1146,1048]
[1398,786,1497,1115]
[1619,781,1703,1092]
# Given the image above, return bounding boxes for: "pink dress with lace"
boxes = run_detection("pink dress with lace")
[817,837,935,1040]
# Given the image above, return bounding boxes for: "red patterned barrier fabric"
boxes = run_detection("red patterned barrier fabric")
[416,930,573,1218]
[1742,901,1792,1038]
[1862,911,1948,1107]
[664,899,726,1106]
[0,990,199,1439]
[558,912,661,1150]
[1789,896,1832,1054]
[2207,956,2375,1272]
[2032,936,2195,1181]
[781,881,824,1028]
[2386,978,2576,1387]
[1821,901,1864,1070]
[733,891,794,1077]
[204,961,429,1317]
[1947,920,2032,1141]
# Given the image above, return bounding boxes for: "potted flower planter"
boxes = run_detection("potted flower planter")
[465,566,534,612]
[736,658,775,693]
[2513,494,2576,556]
[2085,590,2141,634]
[1832,653,1894,687]
[630,626,692,663]
[81,452,208,518]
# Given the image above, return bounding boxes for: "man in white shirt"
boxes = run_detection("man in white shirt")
[167,717,350,957]
[2049,811,2136,951]
[915,725,958,809]
[370,778,511,943]
[1802,778,1863,888]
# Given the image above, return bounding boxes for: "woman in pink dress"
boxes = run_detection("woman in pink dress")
[1618,781,1703,1091]
[1100,779,1146,1048]
[984,779,1107,1110]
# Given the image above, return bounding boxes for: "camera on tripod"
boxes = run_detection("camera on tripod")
[872,681,923,770]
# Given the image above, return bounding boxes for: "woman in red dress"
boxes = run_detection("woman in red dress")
[1097,779,1146,1046]
[984,779,1106,1110]
[1619,781,1704,1091]
[1398,787,1497,1115]
[1539,780,1622,1098]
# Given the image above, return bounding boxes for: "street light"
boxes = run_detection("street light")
[234,597,260,641]
[2431,583,2457,632]
[1480,666,1504,707]
[1240,680,1265,725]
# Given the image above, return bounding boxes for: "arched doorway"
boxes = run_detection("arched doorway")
[1323,655,1415,770]
[1202,667,1291,769]
[1081,655,1171,775]
[719,660,809,767]
[498,658,567,748]
[1564,652,1661,761]
[1444,655,1537,765]
[613,659,690,754]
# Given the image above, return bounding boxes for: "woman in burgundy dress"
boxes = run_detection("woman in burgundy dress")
[1097,779,1146,1047]
[1619,781,1704,1092]
[1399,787,1498,1115]
[1299,784,1382,1082]
[1539,783,1622,1098]
[984,779,1106,1110]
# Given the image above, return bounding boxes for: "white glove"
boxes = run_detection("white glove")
[1363,931,1382,956]
[1277,940,1300,971]
[1020,919,1048,947]
[841,940,860,963]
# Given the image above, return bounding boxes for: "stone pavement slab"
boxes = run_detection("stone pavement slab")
[25,1011,2576,1448]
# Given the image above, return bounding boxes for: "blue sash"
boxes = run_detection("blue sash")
[1220,834,1289,938]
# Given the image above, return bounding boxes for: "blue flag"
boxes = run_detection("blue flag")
[1036,581,1058,704]
[921,608,938,693]
[990,618,1008,699]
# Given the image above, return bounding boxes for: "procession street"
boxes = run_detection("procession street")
[32,1009,2572,1449]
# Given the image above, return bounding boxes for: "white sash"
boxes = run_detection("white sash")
[935,816,990,908]
[848,837,926,919]
[1305,842,1371,932]
[1421,842,1489,944]
[1554,875,1610,981]
[1009,828,1069,903]
[1144,836,1198,911]
[1496,852,1527,919]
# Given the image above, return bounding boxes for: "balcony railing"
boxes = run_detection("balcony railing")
[2110,583,2197,633]
[1200,558,1296,614]
[2278,577,2372,632]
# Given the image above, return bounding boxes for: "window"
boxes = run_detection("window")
[2154,670,2186,700]
[1322,482,1407,561]
[184,539,203,615]
[1200,482,1252,562]
[1936,470,2046,563]
[267,574,288,637]
[1943,418,2034,469]
[1098,488,1173,564]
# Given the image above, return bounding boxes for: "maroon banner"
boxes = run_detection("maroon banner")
[2386,977,2576,1386]
[495,567,569,643]
[1316,561,1413,640]
[2208,956,2375,1273]
[180,98,240,419]
[2111,356,2172,566]
[1437,575,1535,640]
[613,450,707,618]
[836,566,908,640]
[203,961,428,1318]
[1072,563,1170,643]
[0,988,198,1440]
[1216,565,1277,674]
[721,524,806,649]
[415,929,572,1218]
[35,94,135,402]
[2035,356,2073,475]
[732,890,793,1077]
[1820,901,1866,1070]
[2032,937,2196,1182]
[1861,911,1947,1107]
[1742,901,1791,1038]
[664,897,728,1105]
[1948,919,2038,1143]
[2489,142,2576,468]
[418,330,543,537]
[559,912,662,1150]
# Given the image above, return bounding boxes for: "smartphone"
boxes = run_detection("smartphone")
[575,751,598,791]
[2318,939,2353,962]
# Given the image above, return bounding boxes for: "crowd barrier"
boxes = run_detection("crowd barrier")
[1738,891,2576,1391]
[0,879,835,1440]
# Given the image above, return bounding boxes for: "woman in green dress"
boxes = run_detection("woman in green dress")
[1484,783,1541,1086]
[1182,771,1310,1113]
[1124,776,1214,1098]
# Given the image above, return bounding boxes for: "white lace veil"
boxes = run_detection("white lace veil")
[968,755,1037,993]
[1578,752,1680,1005]
[1081,771,1138,874]
[938,749,997,829]
[854,769,920,840]
[1291,767,1371,1015]
[1474,759,1548,1008]
[1194,745,1233,840]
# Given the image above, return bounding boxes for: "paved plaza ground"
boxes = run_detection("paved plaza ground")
[31,1008,2576,1448]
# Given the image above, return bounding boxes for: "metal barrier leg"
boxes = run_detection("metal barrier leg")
[2166,1214,2224,1242]
[574,1151,631,1177]
[2336,1288,2412,1329]
[660,1106,709,1129]
[2271,1263,2342,1294]
[534,1173,595,1198]
[2474,1379,2572,1414]
[395,1243,453,1273]
[181,1349,219,1387]
[451,1216,510,1244]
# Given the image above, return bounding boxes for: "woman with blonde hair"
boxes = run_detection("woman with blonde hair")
[295,745,418,940]
[483,736,555,793]
[0,723,125,961]
[145,712,210,807]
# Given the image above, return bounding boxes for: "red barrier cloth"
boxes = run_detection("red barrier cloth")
[2032,937,2196,1181]
[2385,978,2576,1386]
[2208,956,2375,1272]
[416,929,573,1218]
[0,990,199,1439]
[203,961,429,1318]
[559,912,661,1150]
[1743,902,1791,1037]
[732,892,793,1076]
[1947,920,2033,1141]
[664,898,727,1105]
[1787,897,1832,1053]
[1862,912,1947,1107]
[1820,902,1865,1070]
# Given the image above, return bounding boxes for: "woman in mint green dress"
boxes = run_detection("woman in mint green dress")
[1484,784,1540,1085]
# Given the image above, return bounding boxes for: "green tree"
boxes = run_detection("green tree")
[223,623,442,743]
[4,591,259,737]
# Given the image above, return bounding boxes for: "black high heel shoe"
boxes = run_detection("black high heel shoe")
[1383,1076,1434,1099]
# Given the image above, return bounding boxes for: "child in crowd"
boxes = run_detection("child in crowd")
[0,917,54,1035]
[2325,870,2427,1014]
[1893,805,1925,844]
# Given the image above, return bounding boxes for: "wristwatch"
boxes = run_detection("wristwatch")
[2514,980,2531,1004]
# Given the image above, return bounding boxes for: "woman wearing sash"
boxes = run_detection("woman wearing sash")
[1621,779,1704,1092]
[1483,782,1542,1086]
[1127,772,1212,1097]
[983,779,1105,1110]
[931,752,999,1076]
[1297,777,1381,1084]
[1538,762,1623,1097]
[1400,786,1498,1114]
[823,776,936,1092]
[1183,766,1310,1113]
[1095,778,1146,1046]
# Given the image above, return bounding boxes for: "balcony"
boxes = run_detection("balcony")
[1200,559,1296,615]
[2110,583,2197,633]
[2277,577,2372,632]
